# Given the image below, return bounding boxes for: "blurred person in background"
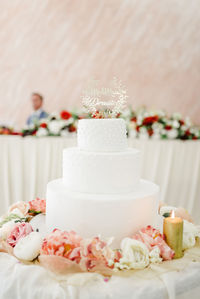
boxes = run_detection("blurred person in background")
[26,92,48,126]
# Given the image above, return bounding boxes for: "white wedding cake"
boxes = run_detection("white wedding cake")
[46,118,159,246]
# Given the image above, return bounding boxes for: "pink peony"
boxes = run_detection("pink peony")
[9,201,29,216]
[41,229,82,263]
[132,225,174,260]
[80,237,121,270]
[29,198,46,214]
[7,223,33,247]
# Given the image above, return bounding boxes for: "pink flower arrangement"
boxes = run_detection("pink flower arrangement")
[41,229,82,263]
[40,230,120,272]
[29,198,46,214]
[6,223,33,247]
[132,225,174,260]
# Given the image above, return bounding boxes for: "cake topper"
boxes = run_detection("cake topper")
[81,77,128,118]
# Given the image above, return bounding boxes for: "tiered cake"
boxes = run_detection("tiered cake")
[46,118,159,246]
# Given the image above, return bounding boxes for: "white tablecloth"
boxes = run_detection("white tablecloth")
[0,136,200,222]
[0,251,200,299]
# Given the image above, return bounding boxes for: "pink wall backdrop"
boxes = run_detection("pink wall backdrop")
[0,0,200,128]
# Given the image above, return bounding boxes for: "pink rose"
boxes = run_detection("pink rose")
[9,201,29,216]
[41,229,82,263]
[7,223,33,247]
[29,198,46,214]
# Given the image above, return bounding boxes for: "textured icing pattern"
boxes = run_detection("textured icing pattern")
[46,179,159,247]
[77,119,127,152]
[63,147,141,194]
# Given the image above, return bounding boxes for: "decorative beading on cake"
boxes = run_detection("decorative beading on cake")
[77,119,128,152]
[63,148,141,194]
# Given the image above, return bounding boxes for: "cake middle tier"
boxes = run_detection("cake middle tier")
[63,147,141,194]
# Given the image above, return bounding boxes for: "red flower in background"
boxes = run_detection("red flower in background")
[60,110,72,120]
[165,125,172,130]
[40,123,47,128]
[69,125,76,133]
[179,120,185,126]
[143,115,159,126]
[147,128,153,136]
[131,116,137,122]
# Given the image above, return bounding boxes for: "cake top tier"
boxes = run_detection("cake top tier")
[77,118,128,152]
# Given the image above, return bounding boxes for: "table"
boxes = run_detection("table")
[0,136,200,223]
[0,246,200,299]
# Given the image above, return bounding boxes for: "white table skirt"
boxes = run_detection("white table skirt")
[0,136,200,223]
[0,252,200,299]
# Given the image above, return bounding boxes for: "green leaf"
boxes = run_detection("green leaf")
[0,214,23,228]
[163,212,171,218]
[28,210,42,215]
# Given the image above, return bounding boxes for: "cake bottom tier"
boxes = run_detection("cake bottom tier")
[46,179,159,247]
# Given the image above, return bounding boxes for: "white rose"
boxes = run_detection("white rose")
[48,120,62,135]
[36,128,48,137]
[167,129,178,139]
[172,120,180,129]
[149,246,162,263]
[183,220,200,250]
[14,232,43,261]
[116,238,149,270]
[60,129,70,137]
[0,220,16,240]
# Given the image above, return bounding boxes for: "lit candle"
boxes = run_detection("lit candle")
[163,210,183,259]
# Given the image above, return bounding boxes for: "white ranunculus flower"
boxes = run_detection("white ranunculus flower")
[183,220,200,250]
[48,120,62,135]
[172,120,180,129]
[14,232,43,261]
[60,129,70,137]
[36,127,48,137]
[149,246,162,263]
[0,220,16,240]
[167,129,178,139]
[116,238,149,270]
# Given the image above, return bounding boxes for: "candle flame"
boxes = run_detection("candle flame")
[171,210,175,218]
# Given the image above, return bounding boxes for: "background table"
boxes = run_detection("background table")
[0,136,200,223]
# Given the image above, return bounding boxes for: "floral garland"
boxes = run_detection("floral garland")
[125,108,200,140]
[21,110,78,137]
[1,107,200,140]
[0,199,199,275]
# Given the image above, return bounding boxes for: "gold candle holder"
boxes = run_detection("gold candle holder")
[163,210,183,259]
